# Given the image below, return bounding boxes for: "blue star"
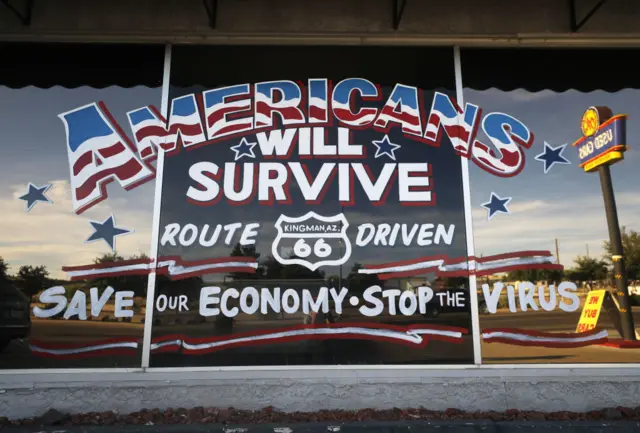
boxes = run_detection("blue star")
[85,215,133,251]
[481,193,512,220]
[230,137,257,161]
[19,183,53,212]
[372,135,401,161]
[534,141,571,174]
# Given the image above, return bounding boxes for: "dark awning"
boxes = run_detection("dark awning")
[1,43,639,92]
[461,48,640,92]
[0,42,165,88]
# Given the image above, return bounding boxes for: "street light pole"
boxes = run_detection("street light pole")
[598,163,636,340]
[575,106,635,340]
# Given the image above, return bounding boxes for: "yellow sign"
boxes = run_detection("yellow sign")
[576,289,606,332]
[573,110,627,173]
[581,107,600,137]
[583,150,625,172]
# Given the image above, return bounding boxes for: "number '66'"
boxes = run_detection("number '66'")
[293,239,332,258]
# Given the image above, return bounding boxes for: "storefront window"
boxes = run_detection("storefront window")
[5,43,638,370]
[140,46,479,366]
[462,48,640,363]
[0,43,164,368]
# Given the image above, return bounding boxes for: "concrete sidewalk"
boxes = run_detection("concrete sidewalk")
[2,421,640,433]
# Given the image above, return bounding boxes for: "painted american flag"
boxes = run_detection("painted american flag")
[127,93,206,159]
[58,102,153,214]
[424,92,480,158]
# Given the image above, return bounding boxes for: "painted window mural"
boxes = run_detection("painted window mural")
[0,43,164,368]
[462,48,640,363]
[2,44,639,370]
[79,46,480,366]
[144,81,476,366]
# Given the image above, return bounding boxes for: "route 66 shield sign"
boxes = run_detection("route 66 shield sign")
[272,211,351,271]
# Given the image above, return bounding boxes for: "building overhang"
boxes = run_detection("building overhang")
[1,0,640,47]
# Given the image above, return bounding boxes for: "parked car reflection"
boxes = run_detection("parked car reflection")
[0,280,31,352]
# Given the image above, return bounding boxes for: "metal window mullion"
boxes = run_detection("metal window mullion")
[140,44,172,369]
[453,46,483,365]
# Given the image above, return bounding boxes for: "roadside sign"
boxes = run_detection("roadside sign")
[572,106,627,173]
[576,289,606,332]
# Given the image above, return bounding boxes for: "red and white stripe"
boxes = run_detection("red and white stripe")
[482,328,609,348]
[30,324,466,358]
[69,134,149,205]
[151,324,466,354]
[62,256,258,281]
[205,98,254,140]
[59,102,153,212]
[128,99,206,159]
[308,96,329,124]
[471,140,524,177]
[373,101,423,136]
[359,251,562,280]
[424,93,479,156]
[332,100,377,127]
[254,90,305,129]
[29,338,139,358]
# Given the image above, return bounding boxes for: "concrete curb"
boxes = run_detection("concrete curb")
[3,421,640,433]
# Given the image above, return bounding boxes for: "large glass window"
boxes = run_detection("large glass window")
[145,46,477,366]
[462,48,640,363]
[0,43,164,368]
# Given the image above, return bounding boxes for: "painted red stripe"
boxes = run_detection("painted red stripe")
[308,104,328,121]
[254,101,304,125]
[98,141,126,159]
[427,112,441,127]
[481,328,608,348]
[29,337,139,350]
[72,151,94,176]
[376,106,421,127]
[475,250,553,263]
[482,337,607,348]
[333,107,374,125]
[443,124,470,141]
[207,104,251,129]
[164,266,256,280]
[150,323,467,355]
[135,123,203,142]
[31,348,138,359]
[63,258,152,272]
[152,323,466,345]
[72,141,129,176]
[483,328,604,339]
[365,251,554,270]
[75,158,144,201]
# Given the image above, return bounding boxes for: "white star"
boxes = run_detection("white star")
[230,138,257,161]
[371,135,402,161]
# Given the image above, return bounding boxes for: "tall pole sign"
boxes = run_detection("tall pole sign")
[573,106,635,340]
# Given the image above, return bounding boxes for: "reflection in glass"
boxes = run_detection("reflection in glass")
[466,87,640,364]
[0,86,160,369]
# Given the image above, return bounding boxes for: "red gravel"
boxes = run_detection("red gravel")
[2,406,640,427]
